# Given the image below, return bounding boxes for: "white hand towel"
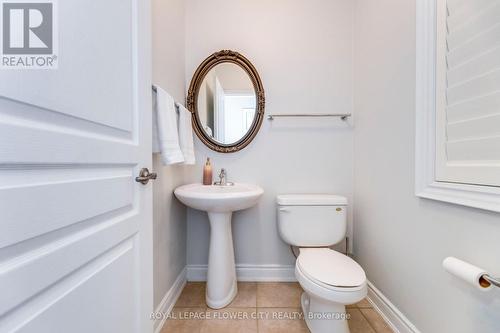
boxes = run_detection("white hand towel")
[154,85,184,165]
[152,96,160,153]
[177,103,196,165]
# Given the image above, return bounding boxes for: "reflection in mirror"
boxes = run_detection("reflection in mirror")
[196,63,256,145]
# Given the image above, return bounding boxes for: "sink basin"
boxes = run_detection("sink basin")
[174,183,264,309]
[174,183,264,213]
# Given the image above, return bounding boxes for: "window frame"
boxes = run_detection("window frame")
[415,0,500,213]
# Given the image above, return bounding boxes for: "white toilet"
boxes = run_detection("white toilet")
[277,194,367,333]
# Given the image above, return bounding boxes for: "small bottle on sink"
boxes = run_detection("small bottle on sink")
[203,158,213,185]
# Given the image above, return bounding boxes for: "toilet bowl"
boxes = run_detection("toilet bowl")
[296,248,367,333]
[276,194,367,333]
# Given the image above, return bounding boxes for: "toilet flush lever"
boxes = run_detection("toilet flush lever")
[279,208,290,212]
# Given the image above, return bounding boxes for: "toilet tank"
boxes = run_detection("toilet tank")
[277,194,347,247]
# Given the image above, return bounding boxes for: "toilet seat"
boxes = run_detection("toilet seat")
[295,248,368,306]
[297,248,366,292]
[295,263,367,306]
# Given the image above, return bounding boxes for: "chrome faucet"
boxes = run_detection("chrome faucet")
[218,168,227,186]
[214,168,234,186]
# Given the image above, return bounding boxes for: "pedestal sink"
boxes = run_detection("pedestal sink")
[174,183,264,309]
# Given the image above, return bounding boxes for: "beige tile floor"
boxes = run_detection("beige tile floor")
[161,282,394,333]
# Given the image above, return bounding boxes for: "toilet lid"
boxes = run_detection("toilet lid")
[297,248,366,288]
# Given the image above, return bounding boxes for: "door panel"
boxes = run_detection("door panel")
[0,214,136,316]
[0,169,133,247]
[0,0,153,332]
[0,0,135,131]
[2,240,137,333]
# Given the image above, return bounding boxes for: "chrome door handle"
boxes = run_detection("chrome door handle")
[135,168,157,185]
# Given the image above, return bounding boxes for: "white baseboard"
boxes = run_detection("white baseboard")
[366,280,420,333]
[153,268,187,333]
[186,264,296,282]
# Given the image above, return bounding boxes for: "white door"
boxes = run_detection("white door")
[0,1,153,332]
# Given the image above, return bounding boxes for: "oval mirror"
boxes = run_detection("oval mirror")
[187,50,265,153]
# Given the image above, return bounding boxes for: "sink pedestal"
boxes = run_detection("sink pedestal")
[173,183,264,309]
[206,212,237,309]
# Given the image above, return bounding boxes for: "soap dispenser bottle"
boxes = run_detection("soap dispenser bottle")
[203,158,213,185]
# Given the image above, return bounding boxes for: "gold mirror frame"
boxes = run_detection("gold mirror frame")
[187,50,265,153]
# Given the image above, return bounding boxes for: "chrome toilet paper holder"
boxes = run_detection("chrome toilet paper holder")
[443,257,500,291]
[482,275,500,288]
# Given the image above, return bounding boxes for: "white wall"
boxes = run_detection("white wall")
[214,63,254,92]
[353,1,500,332]
[197,71,215,127]
[185,0,355,270]
[152,0,192,309]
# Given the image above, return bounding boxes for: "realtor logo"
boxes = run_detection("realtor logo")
[1,0,57,69]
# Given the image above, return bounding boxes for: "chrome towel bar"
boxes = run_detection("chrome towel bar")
[152,85,190,112]
[267,113,351,121]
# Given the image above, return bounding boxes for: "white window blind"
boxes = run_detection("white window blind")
[436,0,500,187]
